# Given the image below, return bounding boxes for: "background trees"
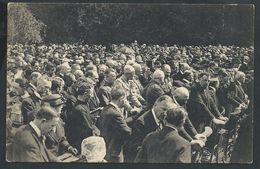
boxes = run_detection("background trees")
[8,3,254,46]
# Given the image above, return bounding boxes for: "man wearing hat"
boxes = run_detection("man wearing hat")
[42,94,78,156]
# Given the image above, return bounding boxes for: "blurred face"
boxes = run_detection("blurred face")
[176,96,189,106]
[40,117,60,135]
[163,67,171,78]
[38,86,51,97]
[84,86,94,99]
[153,100,175,121]
[106,72,117,84]
[199,75,210,89]
[54,104,64,114]
[219,75,229,85]
[92,73,99,84]
[125,72,135,81]
[118,95,127,108]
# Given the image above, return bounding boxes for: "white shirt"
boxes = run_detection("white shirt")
[29,121,41,137]
[151,108,160,126]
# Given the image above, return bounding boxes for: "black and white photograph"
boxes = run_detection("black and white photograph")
[5,3,254,163]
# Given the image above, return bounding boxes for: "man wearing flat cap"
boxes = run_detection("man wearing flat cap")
[42,94,78,156]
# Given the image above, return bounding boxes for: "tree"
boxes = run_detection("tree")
[8,3,46,44]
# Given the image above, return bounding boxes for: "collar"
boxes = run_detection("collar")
[236,81,241,86]
[29,121,41,137]
[182,78,191,84]
[110,101,122,113]
[164,124,178,131]
[209,86,216,92]
[151,108,160,126]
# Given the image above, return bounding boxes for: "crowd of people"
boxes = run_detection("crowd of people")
[6,41,254,163]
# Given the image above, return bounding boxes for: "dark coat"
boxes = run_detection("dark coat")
[124,110,159,162]
[68,100,99,151]
[187,83,215,133]
[45,119,70,156]
[11,124,59,162]
[135,126,191,163]
[97,84,112,107]
[144,81,165,108]
[99,103,132,162]
[21,96,41,124]
[179,116,198,142]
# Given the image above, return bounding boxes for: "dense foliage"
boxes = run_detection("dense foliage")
[9,4,254,46]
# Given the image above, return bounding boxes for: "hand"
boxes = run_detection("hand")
[68,146,78,155]
[212,118,226,125]
[194,134,207,142]
[218,116,229,122]
[190,139,205,150]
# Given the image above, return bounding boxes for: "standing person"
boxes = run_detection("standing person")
[135,106,191,163]
[68,79,100,152]
[11,106,60,162]
[99,86,132,163]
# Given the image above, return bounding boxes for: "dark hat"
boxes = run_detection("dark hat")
[42,94,64,107]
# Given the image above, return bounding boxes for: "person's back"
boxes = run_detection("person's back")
[135,126,191,163]
[135,106,191,163]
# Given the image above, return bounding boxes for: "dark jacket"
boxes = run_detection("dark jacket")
[144,81,164,108]
[45,119,70,156]
[187,83,215,133]
[124,109,159,162]
[99,103,132,162]
[21,96,41,124]
[135,126,191,163]
[97,84,112,107]
[11,124,59,162]
[68,100,99,151]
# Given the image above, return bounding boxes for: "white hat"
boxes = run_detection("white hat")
[81,136,106,162]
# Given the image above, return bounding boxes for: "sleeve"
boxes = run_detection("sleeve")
[185,117,198,137]
[22,144,44,162]
[193,92,216,120]
[179,127,193,142]
[134,134,148,163]
[111,113,132,138]
[77,106,95,136]
[21,100,34,123]
[98,88,111,107]
[176,143,192,163]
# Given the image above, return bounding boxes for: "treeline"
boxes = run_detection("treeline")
[8,3,254,46]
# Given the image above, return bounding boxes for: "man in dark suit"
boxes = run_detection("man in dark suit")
[124,95,176,162]
[142,69,165,109]
[99,85,132,163]
[68,79,100,152]
[187,72,225,133]
[135,106,191,163]
[11,106,60,162]
[97,71,117,107]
